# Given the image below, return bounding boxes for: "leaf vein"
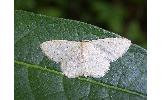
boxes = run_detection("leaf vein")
[14,60,146,98]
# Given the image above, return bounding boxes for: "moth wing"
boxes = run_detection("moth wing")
[40,40,73,62]
[82,42,110,78]
[40,40,83,78]
[91,38,131,62]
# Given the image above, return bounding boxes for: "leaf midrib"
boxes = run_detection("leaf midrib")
[15,60,146,98]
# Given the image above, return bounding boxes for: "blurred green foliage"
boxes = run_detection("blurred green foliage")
[15,0,147,48]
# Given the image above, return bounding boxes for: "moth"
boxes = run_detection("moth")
[40,38,131,78]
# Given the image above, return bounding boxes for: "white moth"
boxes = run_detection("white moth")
[40,38,131,78]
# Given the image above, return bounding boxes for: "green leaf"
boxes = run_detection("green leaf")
[15,10,147,100]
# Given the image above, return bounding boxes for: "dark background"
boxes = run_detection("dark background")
[15,0,147,48]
